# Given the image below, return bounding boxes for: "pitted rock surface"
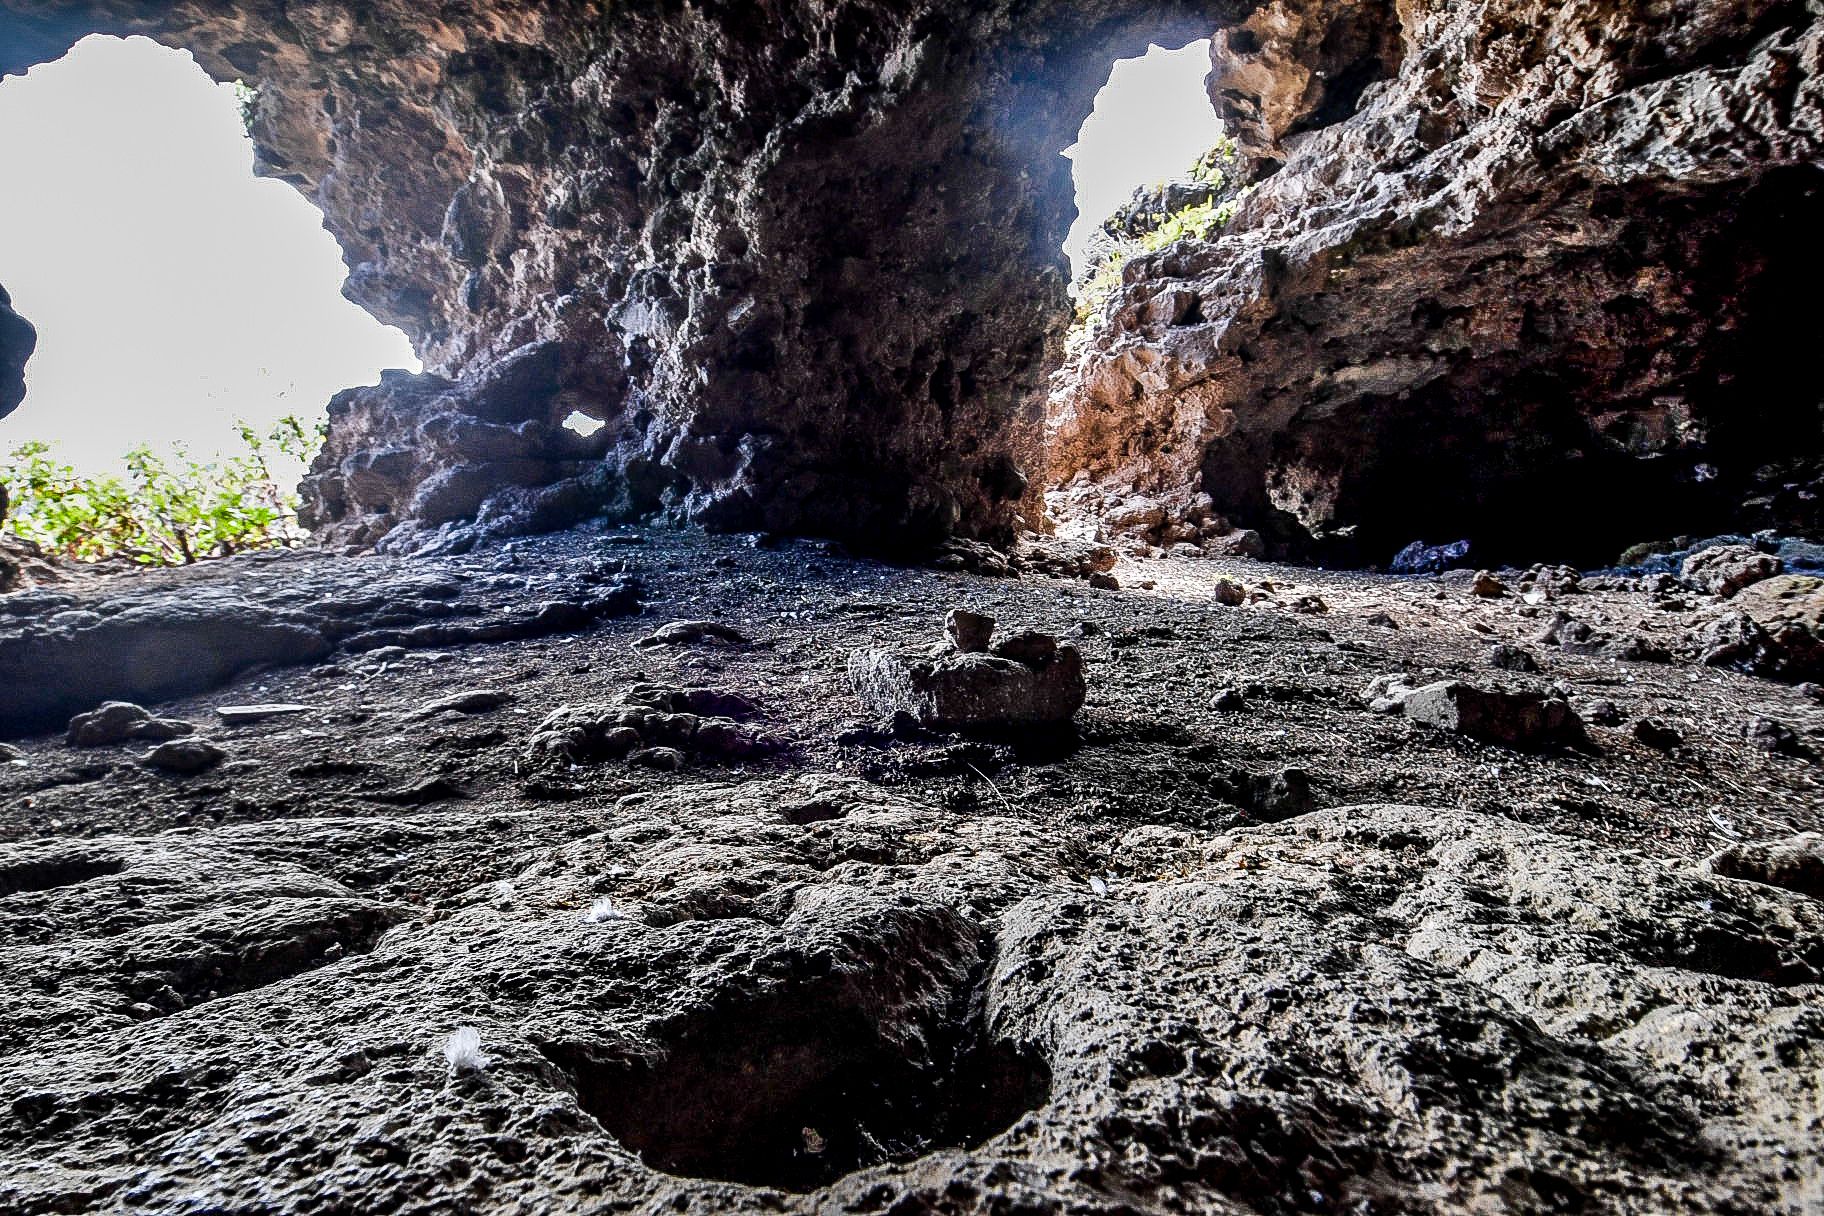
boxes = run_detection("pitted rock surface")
[2,789,1822,1213]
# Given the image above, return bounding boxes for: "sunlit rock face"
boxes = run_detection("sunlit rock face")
[0,283,33,420]
[0,0,1221,553]
[1051,0,1824,565]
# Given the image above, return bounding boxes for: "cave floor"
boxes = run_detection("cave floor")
[2,528,1822,1214]
[3,527,1818,865]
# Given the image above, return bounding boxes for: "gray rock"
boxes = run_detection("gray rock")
[1400,680,1582,749]
[216,704,315,724]
[944,609,995,653]
[1681,544,1782,597]
[1633,717,1683,750]
[412,689,515,717]
[1488,643,1540,673]
[848,642,1086,730]
[141,737,227,774]
[1702,832,1824,899]
[635,620,752,648]
[66,701,153,747]
[3,795,1818,1214]
[1745,716,1803,755]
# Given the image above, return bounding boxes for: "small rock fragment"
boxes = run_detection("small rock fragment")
[1579,698,1623,726]
[1488,644,1540,673]
[1087,572,1120,591]
[1745,716,1802,755]
[1399,680,1582,749]
[1212,577,1247,607]
[67,701,152,747]
[990,630,1057,665]
[635,620,751,648]
[216,704,313,725]
[1471,571,1507,597]
[944,609,995,653]
[1633,717,1682,750]
[131,718,197,743]
[415,689,515,717]
[1206,529,1265,558]
[1210,687,1246,711]
[629,746,686,771]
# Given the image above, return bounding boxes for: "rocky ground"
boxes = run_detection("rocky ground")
[2,528,1821,1213]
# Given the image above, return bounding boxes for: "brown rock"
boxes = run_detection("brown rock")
[944,609,996,653]
[1681,546,1782,598]
[1399,681,1582,749]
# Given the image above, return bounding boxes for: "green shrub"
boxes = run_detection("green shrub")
[1,415,323,565]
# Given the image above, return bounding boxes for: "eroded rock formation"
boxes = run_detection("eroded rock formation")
[2,0,1223,554]
[1051,0,1824,564]
[4,0,1822,560]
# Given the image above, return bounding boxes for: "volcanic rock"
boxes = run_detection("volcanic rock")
[1703,832,1824,900]
[1398,680,1582,749]
[849,625,1085,731]
[1681,544,1783,597]
[944,609,996,654]
[141,737,226,774]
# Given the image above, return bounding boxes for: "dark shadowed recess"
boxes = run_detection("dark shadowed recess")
[539,966,1049,1191]
[1219,167,1824,568]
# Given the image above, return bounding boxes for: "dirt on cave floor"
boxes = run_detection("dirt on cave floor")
[3,526,1819,884]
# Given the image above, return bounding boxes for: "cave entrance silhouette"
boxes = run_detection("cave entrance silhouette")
[0,34,416,485]
[1062,38,1223,282]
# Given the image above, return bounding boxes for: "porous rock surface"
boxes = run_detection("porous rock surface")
[1050,0,1824,563]
[2,788,1821,1213]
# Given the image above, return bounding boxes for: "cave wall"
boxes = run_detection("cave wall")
[0,0,1229,554]
[5,0,1820,562]
[1050,0,1824,564]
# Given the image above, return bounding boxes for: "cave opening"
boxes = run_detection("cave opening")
[1061,38,1224,282]
[0,34,416,487]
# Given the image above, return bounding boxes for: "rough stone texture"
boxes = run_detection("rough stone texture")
[2,790,1821,1213]
[849,639,1086,730]
[0,542,642,738]
[1705,832,1824,899]
[1695,573,1824,681]
[1682,543,1784,597]
[0,0,1228,554]
[0,282,33,420]
[1050,0,1824,565]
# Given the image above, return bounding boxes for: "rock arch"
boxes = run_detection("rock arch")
[4,0,1821,561]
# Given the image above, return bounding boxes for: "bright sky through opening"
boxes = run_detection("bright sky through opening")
[1063,40,1223,278]
[0,35,418,476]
